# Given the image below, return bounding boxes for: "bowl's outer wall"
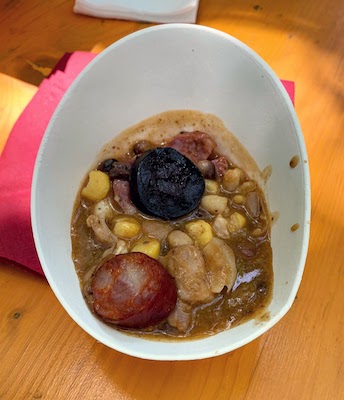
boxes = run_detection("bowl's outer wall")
[32,24,310,360]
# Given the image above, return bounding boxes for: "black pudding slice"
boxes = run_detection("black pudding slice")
[130,148,205,220]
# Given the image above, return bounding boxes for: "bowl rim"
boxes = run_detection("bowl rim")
[31,23,311,361]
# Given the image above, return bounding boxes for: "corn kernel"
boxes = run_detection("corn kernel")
[205,179,220,194]
[232,195,246,205]
[239,181,256,194]
[131,238,161,259]
[113,218,141,239]
[81,170,110,202]
[251,228,264,237]
[228,212,246,233]
[185,220,213,247]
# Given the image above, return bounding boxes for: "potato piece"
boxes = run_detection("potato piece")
[228,212,246,233]
[168,230,194,247]
[222,168,244,192]
[81,170,110,202]
[131,238,161,259]
[201,195,228,215]
[205,179,220,194]
[113,218,141,239]
[185,220,213,247]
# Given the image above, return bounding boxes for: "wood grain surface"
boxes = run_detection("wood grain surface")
[0,0,343,399]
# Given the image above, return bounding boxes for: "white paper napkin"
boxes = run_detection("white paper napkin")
[74,0,200,23]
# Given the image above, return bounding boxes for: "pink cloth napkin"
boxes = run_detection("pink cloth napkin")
[0,51,295,275]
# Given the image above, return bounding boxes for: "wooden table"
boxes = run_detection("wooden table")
[1,1,343,399]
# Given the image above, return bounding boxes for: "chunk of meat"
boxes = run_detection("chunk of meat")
[165,132,216,164]
[167,244,213,304]
[203,238,237,293]
[212,156,229,179]
[86,214,117,246]
[113,179,137,214]
[108,162,131,180]
[91,253,177,328]
[167,299,192,333]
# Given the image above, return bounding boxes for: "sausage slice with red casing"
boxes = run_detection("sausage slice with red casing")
[91,253,177,328]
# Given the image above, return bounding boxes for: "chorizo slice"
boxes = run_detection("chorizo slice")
[91,253,177,328]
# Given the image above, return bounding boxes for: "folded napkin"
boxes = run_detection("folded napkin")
[0,52,96,275]
[74,0,200,23]
[0,51,295,275]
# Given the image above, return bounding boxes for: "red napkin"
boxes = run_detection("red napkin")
[0,51,295,275]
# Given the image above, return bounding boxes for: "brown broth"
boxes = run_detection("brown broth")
[71,110,273,340]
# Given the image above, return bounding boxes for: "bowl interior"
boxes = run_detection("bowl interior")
[32,24,310,360]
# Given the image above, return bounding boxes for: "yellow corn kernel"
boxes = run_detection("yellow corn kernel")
[205,179,220,194]
[239,181,256,194]
[228,212,246,233]
[131,238,161,259]
[113,218,141,239]
[251,228,264,237]
[81,170,110,202]
[185,220,213,247]
[201,195,228,215]
[232,194,246,205]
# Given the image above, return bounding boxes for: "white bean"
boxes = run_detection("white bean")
[201,195,228,215]
[168,230,193,247]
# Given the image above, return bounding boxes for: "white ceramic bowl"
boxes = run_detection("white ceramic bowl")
[31,24,310,360]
